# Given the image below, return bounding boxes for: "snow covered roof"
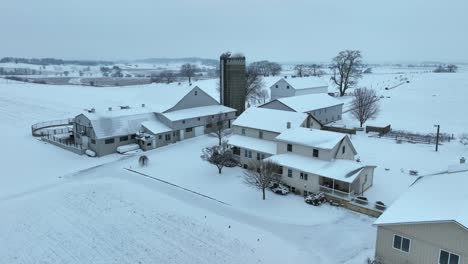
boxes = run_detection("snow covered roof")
[374,168,468,229]
[275,94,343,113]
[266,153,365,183]
[89,112,158,139]
[141,120,172,135]
[162,105,236,121]
[274,77,328,90]
[228,135,277,155]
[232,107,308,133]
[275,127,347,150]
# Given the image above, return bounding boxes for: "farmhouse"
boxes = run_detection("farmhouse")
[68,86,236,156]
[260,93,343,124]
[266,127,375,197]
[269,77,328,101]
[229,107,310,166]
[373,165,468,264]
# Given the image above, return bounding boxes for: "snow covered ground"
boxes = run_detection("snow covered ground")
[0,66,467,263]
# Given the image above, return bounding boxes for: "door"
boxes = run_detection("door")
[194,126,204,137]
[81,136,89,149]
[180,129,185,140]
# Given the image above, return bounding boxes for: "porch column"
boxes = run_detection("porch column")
[332,179,335,195]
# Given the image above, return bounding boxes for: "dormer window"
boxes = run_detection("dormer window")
[313,149,319,157]
[287,144,292,152]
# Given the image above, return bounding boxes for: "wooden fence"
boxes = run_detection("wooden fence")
[321,126,356,135]
[366,125,391,135]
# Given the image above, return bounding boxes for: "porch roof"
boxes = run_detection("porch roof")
[228,135,277,155]
[266,153,365,183]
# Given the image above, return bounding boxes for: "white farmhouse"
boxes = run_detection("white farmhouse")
[266,127,375,197]
[269,76,328,101]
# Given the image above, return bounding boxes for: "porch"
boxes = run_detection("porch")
[318,177,354,200]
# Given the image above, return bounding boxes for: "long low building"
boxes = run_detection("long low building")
[72,86,236,156]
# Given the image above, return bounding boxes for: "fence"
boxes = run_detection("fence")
[366,125,391,135]
[42,134,84,155]
[321,126,356,135]
[31,118,74,137]
[383,130,452,144]
[319,185,351,200]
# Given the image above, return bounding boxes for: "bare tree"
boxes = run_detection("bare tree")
[447,64,458,73]
[246,65,265,103]
[309,64,325,77]
[294,64,308,77]
[180,63,199,84]
[138,155,149,167]
[243,160,281,200]
[249,61,282,76]
[330,50,363,96]
[159,70,176,83]
[350,88,380,127]
[257,89,269,104]
[201,143,238,174]
[205,112,230,145]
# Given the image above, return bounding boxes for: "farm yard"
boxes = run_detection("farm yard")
[0,65,467,263]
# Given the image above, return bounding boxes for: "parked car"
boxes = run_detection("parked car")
[305,192,326,206]
[270,183,289,195]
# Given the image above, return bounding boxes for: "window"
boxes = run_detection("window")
[91,139,96,144]
[173,132,176,136]
[342,146,346,154]
[256,153,261,160]
[286,85,290,89]
[147,142,152,146]
[194,91,198,95]
[197,117,201,121]
[313,149,319,157]
[158,135,162,140]
[244,150,252,158]
[165,134,171,141]
[105,138,114,144]
[287,144,292,152]
[182,120,186,124]
[243,164,248,169]
[278,166,283,174]
[119,136,128,142]
[241,128,246,135]
[275,84,278,88]
[287,169,292,178]
[393,235,410,253]
[439,250,460,264]
[300,172,308,180]
[248,150,252,158]
[259,131,263,139]
[131,134,136,139]
[225,113,228,117]
[185,127,193,132]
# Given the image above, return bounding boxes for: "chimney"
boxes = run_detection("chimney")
[461,157,466,164]
[142,103,145,108]
[108,107,112,111]
[90,108,95,113]
[286,122,291,129]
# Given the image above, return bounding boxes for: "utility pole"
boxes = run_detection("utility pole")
[434,124,440,152]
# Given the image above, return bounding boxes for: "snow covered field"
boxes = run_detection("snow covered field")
[0,66,467,263]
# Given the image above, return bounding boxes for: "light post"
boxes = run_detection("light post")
[434,124,440,152]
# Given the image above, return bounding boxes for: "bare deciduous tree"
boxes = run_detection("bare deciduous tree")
[294,64,308,77]
[246,65,265,103]
[205,112,230,145]
[309,64,325,77]
[138,155,149,167]
[201,143,238,174]
[249,61,282,76]
[330,50,363,96]
[159,70,176,83]
[180,63,199,84]
[447,64,458,73]
[350,88,380,127]
[257,89,269,104]
[243,160,281,200]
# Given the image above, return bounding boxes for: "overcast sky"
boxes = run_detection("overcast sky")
[2,0,467,63]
